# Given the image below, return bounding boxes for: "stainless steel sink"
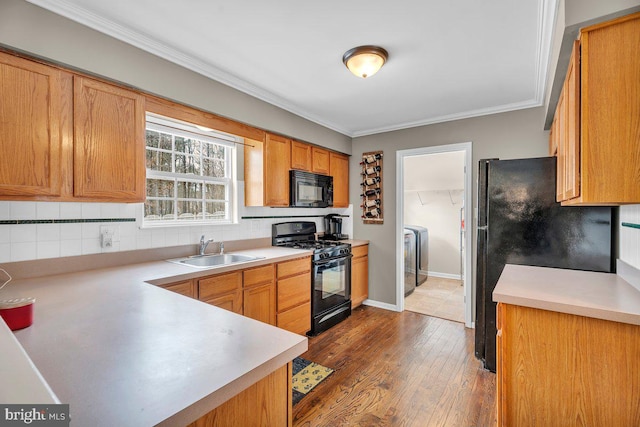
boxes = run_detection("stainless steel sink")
[167,254,263,268]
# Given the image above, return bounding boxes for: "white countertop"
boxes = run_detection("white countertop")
[0,247,311,426]
[493,264,640,325]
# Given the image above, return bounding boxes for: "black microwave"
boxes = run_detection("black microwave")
[290,170,333,208]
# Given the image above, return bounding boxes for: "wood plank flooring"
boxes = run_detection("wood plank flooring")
[293,306,497,427]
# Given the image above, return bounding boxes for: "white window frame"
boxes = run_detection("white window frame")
[141,113,238,228]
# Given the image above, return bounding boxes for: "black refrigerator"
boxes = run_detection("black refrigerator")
[475,157,614,372]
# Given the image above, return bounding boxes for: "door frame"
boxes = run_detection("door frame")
[395,142,473,328]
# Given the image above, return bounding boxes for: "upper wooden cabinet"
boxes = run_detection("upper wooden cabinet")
[311,147,330,175]
[0,52,71,198]
[74,76,146,202]
[330,152,349,208]
[0,51,146,203]
[245,133,290,207]
[552,13,640,205]
[291,140,311,171]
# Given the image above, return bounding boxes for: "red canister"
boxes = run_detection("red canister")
[0,297,35,331]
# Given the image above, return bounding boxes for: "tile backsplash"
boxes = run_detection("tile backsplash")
[0,184,353,263]
[620,204,640,270]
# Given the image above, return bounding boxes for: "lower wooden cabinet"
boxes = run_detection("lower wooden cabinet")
[198,271,243,314]
[276,257,311,335]
[159,280,197,299]
[189,363,291,427]
[351,244,369,308]
[497,303,640,426]
[159,258,310,334]
[243,264,276,326]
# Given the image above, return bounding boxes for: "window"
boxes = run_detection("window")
[143,113,237,226]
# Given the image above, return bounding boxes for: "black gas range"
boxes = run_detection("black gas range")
[272,222,352,335]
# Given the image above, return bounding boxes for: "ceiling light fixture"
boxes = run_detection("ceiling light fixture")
[342,45,388,79]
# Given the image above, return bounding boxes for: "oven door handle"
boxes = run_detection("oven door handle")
[314,254,353,266]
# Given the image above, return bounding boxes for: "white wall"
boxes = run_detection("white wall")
[404,190,463,277]
[0,185,353,263]
[620,205,640,270]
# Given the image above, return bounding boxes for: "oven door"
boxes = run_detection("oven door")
[312,255,352,315]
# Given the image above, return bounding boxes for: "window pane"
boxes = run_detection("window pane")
[176,200,202,218]
[204,202,226,219]
[175,137,200,156]
[202,157,225,177]
[146,149,172,172]
[145,199,174,218]
[175,154,198,174]
[205,183,226,200]
[147,178,174,198]
[146,130,159,148]
[202,142,225,159]
[159,132,172,151]
[177,181,203,199]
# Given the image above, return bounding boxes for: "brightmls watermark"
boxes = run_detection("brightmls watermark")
[0,405,69,426]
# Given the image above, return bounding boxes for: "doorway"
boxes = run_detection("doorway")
[395,143,473,328]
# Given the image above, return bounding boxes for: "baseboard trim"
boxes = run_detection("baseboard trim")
[362,299,401,312]
[427,271,462,280]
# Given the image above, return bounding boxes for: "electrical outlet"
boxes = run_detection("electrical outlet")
[100,226,119,249]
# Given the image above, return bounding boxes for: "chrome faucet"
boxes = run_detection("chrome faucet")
[199,235,214,256]
[219,242,225,255]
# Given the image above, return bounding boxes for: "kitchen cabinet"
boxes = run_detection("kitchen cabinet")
[0,51,146,203]
[291,140,311,171]
[73,76,146,202]
[0,52,71,198]
[198,271,243,314]
[351,244,369,308]
[496,302,640,426]
[276,257,311,335]
[551,13,640,205]
[244,133,290,207]
[243,265,276,325]
[159,280,197,299]
[311,147,330,175]
[330,152,349,208]
[189,364,290,427]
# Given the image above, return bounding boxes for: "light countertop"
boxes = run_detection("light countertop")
[493,264,640,325]
[0,246,311,426]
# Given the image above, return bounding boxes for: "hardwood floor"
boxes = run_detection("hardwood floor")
[293,306,497,427]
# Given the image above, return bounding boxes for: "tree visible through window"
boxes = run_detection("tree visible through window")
[144,114,236,225]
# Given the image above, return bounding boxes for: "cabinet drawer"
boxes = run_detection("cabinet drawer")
[243,264,274,288]
[198,271,242,301]
[277,272,311,312]
[277,302,311,335]
[161,280,196,299]
[277,257,310,279]
[351,245,368,258]
[203,291,243,314]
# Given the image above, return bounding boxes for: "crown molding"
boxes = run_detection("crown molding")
[26,0,556,140]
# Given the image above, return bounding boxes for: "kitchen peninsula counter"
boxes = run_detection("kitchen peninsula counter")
[0,246,311,426]
[493,264,640,325]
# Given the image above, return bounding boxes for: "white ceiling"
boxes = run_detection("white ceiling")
[404,151,465,192]
[26,0,556,137]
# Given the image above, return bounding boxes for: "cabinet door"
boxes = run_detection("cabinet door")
[0,52,71,197]
[277,302,311,335]
[311,147,330,175]
[264,133,290,206]
[330,152,349,208]
[244,282,276,325]
[203,291,243,314]
[351,248,369,309]
[73,76,145,202]
[555,88,566,202]
[161,280,196,299]
[563,40,580,200]
[291,140,311,171]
